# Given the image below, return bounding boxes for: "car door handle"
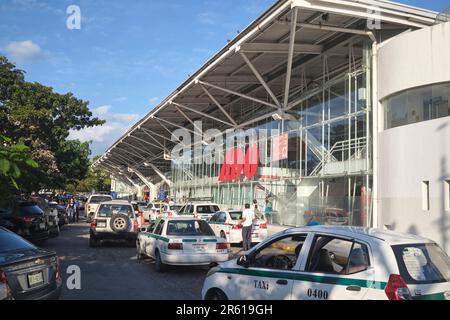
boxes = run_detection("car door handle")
[346,285,361,292]
[276,279,288,285]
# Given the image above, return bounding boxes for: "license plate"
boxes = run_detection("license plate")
[39,223,46,230]
[97,222,106,228]
[192,244,206,251]
[27,271,44,287]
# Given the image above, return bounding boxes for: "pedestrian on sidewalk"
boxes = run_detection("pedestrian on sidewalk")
[252,199,262,219]
[240,203,255,251]
[264,196,273,225]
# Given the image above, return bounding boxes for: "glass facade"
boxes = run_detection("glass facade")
[171,43,373,228]
[384,82,450,130]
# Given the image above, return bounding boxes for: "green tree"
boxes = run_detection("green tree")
[0,56,105,192]
[0,135,39,205]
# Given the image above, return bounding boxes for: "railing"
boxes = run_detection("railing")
[310,137,367,176]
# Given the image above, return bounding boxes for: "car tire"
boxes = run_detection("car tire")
[206,289,228,300]
[110,214,130,233]
[154,250,166,273]
[89,237,100,248]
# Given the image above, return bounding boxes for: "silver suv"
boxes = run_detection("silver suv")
[89,201,140,247]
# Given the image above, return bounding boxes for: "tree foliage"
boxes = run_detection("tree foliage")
[0,56,105,194]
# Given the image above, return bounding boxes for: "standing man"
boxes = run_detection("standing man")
[240,203,255,251]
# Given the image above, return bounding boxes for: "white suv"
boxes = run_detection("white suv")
[89,200,141,247]
[85,194,113,222]
[177,202,220,221]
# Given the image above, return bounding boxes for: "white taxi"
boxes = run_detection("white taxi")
[136,217,230,272]
[177,203,221,221]
[202,226,450,300]
[208,210,268,244]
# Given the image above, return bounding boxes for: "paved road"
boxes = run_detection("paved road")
[40,217,219,300]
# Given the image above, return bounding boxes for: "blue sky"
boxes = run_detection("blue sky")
[0,0,448,156]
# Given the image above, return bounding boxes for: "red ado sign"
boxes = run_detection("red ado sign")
[218,144,259,182]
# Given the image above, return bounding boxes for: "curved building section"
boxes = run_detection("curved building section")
[377,22,450,253]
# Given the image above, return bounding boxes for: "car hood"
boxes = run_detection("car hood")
[0,248,55,267]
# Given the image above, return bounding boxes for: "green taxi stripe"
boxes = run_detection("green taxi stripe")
[203,239,217,243]
[182,239,197,243]
[218,268,387,289]
[412,292,446,300]
[143,233,169,242]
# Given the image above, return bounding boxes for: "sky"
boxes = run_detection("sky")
[0,0,448,157]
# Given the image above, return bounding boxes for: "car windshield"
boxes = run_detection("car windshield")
[230,212,243,220]
[196,205,220,214]
[166,220,215,236]
[170,205,182,211]
[392,243,450,284]
[0,231,36,253]
[90,196,112,204]
[97,204,134,218]
[19,203,44,216]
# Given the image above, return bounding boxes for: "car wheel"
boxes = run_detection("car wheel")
[206,289,228,300]
[154,250,166,273]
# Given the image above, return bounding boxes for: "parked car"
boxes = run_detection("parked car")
[142,202,163,222]
[48,202,69,227]
[162,204,183,218]
[177,202,221,221]
[136,217,229,272]
[89,201,141,247]
[31,197,59,238]
[202,226,450,300]
[0,227,62,300]
[208,210,268,244]
[85,194,113,223]
[0,201,50,244]
[323,208,349,225]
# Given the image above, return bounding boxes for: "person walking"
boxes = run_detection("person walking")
[66,198,76,223]
[252,199,262,219]
[74,198,80,222]
[240,203,255,251]
[264,196,273,225]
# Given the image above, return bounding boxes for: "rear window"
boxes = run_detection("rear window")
[393,243,450,284]
[19,204,44,216]
[230,212,243,220]
[97,204,134,218]
[196,205,220,214]
[90,196,112,204]
[166,220,215,236]
[0,231,36,253]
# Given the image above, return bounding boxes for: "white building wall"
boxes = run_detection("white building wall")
[377,22,450,253]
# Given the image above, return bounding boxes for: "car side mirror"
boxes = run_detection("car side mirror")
[237,255,250,268]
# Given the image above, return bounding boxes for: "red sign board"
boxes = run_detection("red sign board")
[272,133,288,161]
[218,144,259,182]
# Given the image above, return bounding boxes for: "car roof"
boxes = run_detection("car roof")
[90,194,112,197]
[161,217,206,221]
[281,225,435,245]
[97,201,133,206]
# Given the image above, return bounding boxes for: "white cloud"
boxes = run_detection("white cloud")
[69,105,141,156]
[4,40,42,63]
[113,96,128,102]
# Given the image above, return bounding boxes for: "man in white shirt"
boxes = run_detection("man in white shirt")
[240,203,255,251]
